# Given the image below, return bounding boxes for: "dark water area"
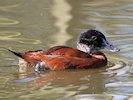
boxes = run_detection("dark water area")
[0,0,133,100]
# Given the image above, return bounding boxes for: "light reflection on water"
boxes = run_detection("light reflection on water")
[51,0,72,45]
[0,31,41,44]
[0,0,133,100]
[0,17,19,25]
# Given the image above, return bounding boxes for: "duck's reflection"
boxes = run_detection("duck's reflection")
[17,62,108,93]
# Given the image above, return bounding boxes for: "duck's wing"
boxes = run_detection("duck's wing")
[41,55,107,70]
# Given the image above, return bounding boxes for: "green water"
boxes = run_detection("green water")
[0,0,133,100]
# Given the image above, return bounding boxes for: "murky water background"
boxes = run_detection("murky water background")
[0,0,133,100]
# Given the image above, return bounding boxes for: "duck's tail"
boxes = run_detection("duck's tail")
[7,49,24,59]
[0,47,24,59]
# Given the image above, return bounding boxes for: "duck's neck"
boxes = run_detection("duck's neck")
[77,43,91,54]
[91,52,107,60]
[77,43,107,60]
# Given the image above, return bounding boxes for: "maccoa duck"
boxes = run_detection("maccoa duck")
[9,29,120,72]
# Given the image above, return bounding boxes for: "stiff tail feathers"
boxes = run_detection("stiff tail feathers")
[7,49,24,59]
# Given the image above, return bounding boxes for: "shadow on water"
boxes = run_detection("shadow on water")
[0,0,133,100]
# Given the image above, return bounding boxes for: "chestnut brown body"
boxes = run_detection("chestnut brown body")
[17,46,107,70]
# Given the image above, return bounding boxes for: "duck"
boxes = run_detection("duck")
[8,29,120,72]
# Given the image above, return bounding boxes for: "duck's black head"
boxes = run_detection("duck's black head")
[77,29,120,53]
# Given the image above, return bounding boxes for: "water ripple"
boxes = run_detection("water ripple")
[0,17,19,25]
[87,11,133,19]
[0,31,41,44]
[0,4,19,12]
[106,81,133,87]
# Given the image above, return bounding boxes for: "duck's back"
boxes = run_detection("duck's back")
[44,46,91,58]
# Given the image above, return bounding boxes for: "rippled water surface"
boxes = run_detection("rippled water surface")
[0,0,133,100]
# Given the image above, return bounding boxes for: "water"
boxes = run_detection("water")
[0,0,133,100]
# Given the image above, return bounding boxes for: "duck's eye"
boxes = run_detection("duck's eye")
[90,36,97,41]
